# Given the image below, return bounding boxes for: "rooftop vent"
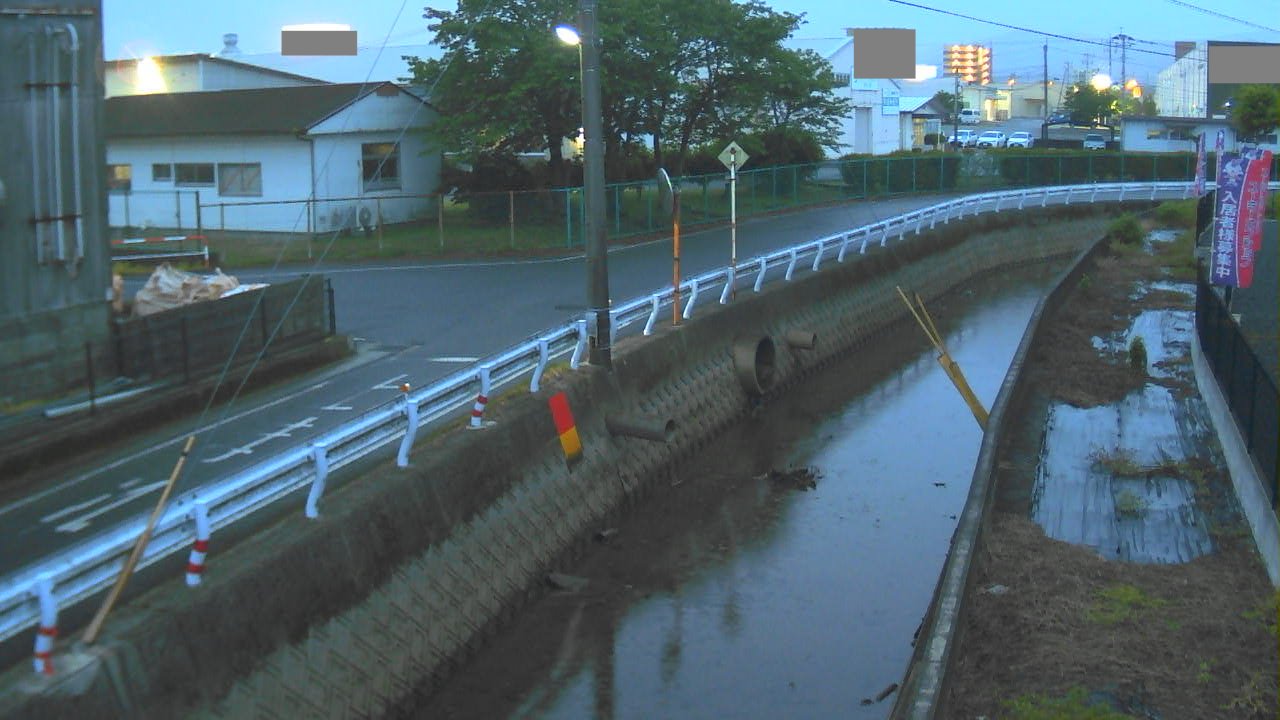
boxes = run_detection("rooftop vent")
[221,33,241,56]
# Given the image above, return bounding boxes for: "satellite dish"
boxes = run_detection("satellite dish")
[656,168,675,217]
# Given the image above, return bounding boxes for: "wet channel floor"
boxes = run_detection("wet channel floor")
[408,261,1067,720]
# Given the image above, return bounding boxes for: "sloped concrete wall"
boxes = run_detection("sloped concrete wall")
[0,204,1120,720]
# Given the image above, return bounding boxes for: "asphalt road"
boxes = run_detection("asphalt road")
[1,193,969,579]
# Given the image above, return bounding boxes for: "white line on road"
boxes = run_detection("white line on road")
[428,356,480,363]
[53,481,168,534]
[40,493,111,524]
[321,403,354,411]
[371,374,408,390]
[201,417,318,464]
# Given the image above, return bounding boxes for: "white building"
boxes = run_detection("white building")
[105,52,326,98]
[1156,42,1208,118]
[789,37,949,156]
[1119,116,1278,154]
[104,82,441,234]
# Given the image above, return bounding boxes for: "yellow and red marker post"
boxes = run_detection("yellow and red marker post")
[548,392,582,466]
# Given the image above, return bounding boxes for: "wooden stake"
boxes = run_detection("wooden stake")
[896,286,989,430]
[82,435,196,645]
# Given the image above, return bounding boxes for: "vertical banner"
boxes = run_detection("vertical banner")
[1193,133,1206,196]
[1214,129,1225,175]
[1212,149,1272,289]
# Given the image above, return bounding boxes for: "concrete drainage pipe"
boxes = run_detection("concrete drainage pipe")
[733,336,776,396]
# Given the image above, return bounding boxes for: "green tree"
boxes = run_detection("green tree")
[1230,84,1280,141]
[746,47,851,151]
[1064,82,1116,126]
[932,90,963,121]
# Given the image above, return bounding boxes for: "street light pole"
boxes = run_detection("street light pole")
[578,0,611,369]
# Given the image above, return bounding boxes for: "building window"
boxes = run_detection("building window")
[1168,127,1195,141]
[152,163,172,182]
[362,142,400,191]
[175,163,215,186]
[1146,128,1168,140]
[107,164,131,192]
[218,163,262,197]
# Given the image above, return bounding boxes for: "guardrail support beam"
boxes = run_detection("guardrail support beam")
[683,280,699,319]
[306,443,329,519]
[530,339,550,392]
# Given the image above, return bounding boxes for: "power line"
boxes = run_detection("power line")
[1162,0,1280,34]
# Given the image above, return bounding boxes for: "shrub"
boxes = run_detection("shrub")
[1107,213,1144,246]
[1128,336,1148,374]
[1153,199,1197,229]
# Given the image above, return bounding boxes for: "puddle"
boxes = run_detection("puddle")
[1031,384,1213,564]
[1143,229,1180,251]
[1090,308,1194,378]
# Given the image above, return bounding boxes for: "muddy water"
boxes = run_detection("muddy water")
[410,262,1067,720]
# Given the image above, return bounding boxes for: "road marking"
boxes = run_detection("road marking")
[40,493,111,524]
[321,403,354,411]
[371,374,408,390]
[428,356,479,363]
[202,417,318,464]
[53,481,168,534]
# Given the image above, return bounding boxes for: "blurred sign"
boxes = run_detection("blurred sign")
[881,87,900,116]
[1193,133,1206,197]
[1211,148,1272,288]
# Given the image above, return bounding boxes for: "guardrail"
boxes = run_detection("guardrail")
[110,234,210,266]
[0,180,1261,656]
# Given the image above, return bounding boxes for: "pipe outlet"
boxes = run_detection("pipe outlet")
[606,415,676,443]
[733,336,776,396]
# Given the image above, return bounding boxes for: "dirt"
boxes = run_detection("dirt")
[947,224,1280,719]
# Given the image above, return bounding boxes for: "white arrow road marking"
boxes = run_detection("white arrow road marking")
[54,481,169,533]
[371,374,408,390]
[201,417,318,464]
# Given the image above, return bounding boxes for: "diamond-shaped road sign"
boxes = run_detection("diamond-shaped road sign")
[718,141,749,170]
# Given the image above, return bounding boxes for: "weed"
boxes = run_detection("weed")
[1078,273,1093,291]
[1115,489,1148,517]
[1128,336,1148,374]
[1153,199,1198,229]
[1107,213,1145,246]
[1002,688,1129,719]
[1240,590,1280,639]
[1089,448,1145,476]
[1087,583,1167,625]
[1196,658,1215,684]
[1224,671,1280,718]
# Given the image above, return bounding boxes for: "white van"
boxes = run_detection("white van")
[959,108,982,124]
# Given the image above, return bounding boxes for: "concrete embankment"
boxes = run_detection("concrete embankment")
[0,203,1131,719]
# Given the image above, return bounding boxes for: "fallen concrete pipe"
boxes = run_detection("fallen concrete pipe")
[605,415,676,443]
[784,329,818,350]
[733,336,776,396]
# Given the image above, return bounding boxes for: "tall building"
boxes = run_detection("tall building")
[943,45,993,85]
[1156,41,1207,118]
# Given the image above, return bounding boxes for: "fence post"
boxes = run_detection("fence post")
[195,195,202,238]
[326,278,336,335]
[565,189,573,248]
[219,203,225,231]
[175,191,182,231]
[124,190,131,228]
[509,190,515,249]
[438,194,445,249]
[862,161,868,199]
[376,198,383,251]
[180,317,190,383]
[772,166,778,206]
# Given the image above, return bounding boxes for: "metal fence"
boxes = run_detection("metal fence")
[140,152,1280,251]
[1196,271,1279,507]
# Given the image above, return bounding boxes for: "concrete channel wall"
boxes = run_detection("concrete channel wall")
[0,203,1129,720]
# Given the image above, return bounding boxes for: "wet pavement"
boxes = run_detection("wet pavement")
[409,262,1067,720]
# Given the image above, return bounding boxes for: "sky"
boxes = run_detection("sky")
[102,0,1279,87]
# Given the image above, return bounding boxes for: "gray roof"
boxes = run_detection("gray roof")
[105,82,428,138]
[104,53,328,87]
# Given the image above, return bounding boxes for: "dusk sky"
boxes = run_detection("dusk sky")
[102,0,1278,87]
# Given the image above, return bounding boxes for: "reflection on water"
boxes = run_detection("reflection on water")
[412,266,1061,720]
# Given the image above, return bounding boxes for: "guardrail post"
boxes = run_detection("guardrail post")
[530,338,550,392]
[859,230,869,255]
[683,279,700,318]
[396,383,419,467]
[994,196,1003,213]
[610,309,619,346]
[643,295,661,336]
[811,240,824,272]
[754,258,770,291]
[185,502,211,587]
[570,319,588,369]
[785,249,798,281]
[915,212,923,234]
[470,365,493,429]
[1091,185,1098,202]
[305,443,330,518]
[31,576,57,675]
[1041,190,1049,208]
[838,234,851,262]
[1065,186,1073,204]
[1119,185,1126,201]
[719,266,736,304]
[1150,184,1157,201]
[880,224,889,247]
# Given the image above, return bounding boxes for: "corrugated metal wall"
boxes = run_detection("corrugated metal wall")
[0,0,109,321]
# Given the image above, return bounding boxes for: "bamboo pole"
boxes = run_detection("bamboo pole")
[896,286,989,430]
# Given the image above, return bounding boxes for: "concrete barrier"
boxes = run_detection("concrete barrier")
[0,203,1124,720]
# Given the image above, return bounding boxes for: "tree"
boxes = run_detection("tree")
[932,90,963,121]
[744,48,851,151]
[1230,84,1280,141]
[1063,82,1116,126]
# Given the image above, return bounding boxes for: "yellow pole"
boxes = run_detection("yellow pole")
[83,436,197,644]
[673,192,682,326]
[895,286,989,430]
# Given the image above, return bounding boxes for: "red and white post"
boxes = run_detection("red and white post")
[469,365,492,429]
[185,502,211,587]
[32,576,57,675]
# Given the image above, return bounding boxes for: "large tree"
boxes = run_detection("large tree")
[1230,84,1280,141]
[1063,82,1116,127]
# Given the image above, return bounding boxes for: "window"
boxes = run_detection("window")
[175,163,215,186]
[106,164,131,192]
[1146,128,1168,140]
[362,142,400,191]
[218,163,262,197]
[152,163,172,181]
[1168,127,1195,141]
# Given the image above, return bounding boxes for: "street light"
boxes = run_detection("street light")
[557,0,611,370]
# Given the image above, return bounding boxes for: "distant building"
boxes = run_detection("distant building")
[105,53,327,98]
[942,44,993,86]
[1156,42,1207,118]
[1116,116,1280,154]
[104,82,442,234]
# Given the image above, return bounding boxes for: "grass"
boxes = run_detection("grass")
[1151,229,1197,280]
[1002,688,1130,719]
[1153,199,1198,230]
[1127,336,1148,374]
[1114,489,1148,518]
[1086,583,1168,625]
[1106,213,1145,246]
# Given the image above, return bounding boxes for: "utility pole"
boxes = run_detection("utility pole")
[953,70,960,147]
[1042,39,1049,140]
[579,0,611,369]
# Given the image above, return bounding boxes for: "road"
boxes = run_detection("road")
[0,193,968,579]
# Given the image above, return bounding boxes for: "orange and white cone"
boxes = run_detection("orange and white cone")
[185,502,211,587]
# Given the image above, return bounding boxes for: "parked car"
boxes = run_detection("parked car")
[1082,133,1107,150]
[948,129,978,147]
[976,130,1007,148]
[959,108,982,124]
[1046,112,1069,125]
[1006,131,1034,148]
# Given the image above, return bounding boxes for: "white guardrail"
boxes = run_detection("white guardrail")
[0,180,1263,651]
